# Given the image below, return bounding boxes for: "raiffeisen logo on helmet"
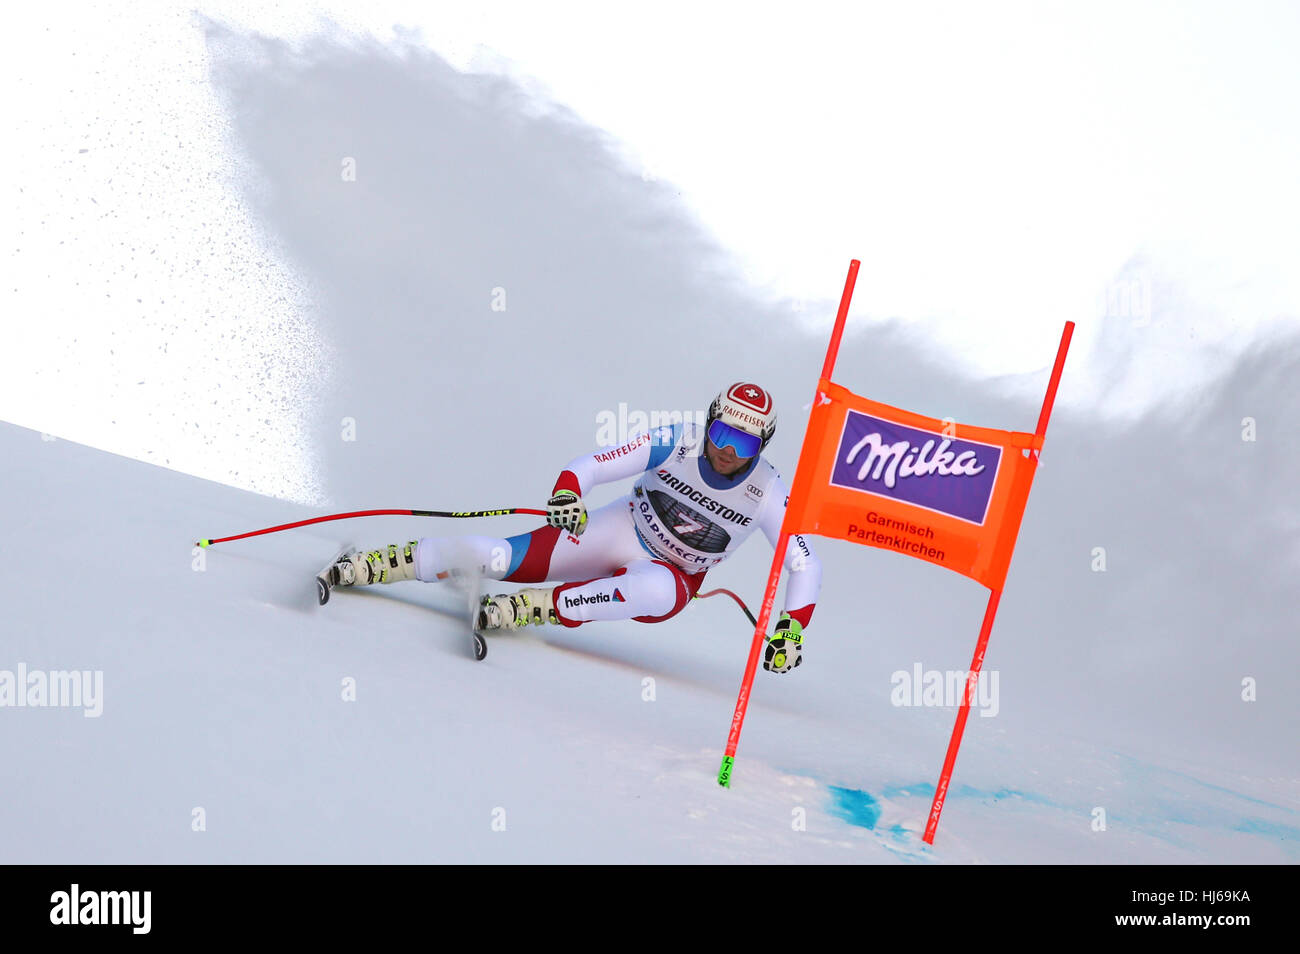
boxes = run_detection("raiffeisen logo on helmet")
[723,408,768,431]
[830,410,1002,525]
[721,383,772,432]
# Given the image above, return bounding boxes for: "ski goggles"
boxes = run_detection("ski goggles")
[707,419,762,458]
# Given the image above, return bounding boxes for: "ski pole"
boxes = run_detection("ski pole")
[196,507,548,548]
[694,588,758,627]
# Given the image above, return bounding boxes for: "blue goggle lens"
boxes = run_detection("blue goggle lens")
[708,419,762,458]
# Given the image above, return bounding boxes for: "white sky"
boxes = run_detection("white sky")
[4,1,1298,500]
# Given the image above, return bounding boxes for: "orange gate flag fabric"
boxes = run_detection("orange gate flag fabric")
[785,380,1044,592]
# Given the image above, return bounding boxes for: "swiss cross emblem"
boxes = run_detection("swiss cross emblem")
[729,382,771,413]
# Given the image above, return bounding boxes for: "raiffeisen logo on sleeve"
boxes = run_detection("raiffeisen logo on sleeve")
[830,410,1001,525]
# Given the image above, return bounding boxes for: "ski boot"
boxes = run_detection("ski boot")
[333,541,420,588]
[476,587,560,631]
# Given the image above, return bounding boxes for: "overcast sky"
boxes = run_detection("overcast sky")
[4,1,1297,500]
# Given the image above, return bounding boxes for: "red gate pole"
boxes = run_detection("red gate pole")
[922,320,1074,844]
[716,259,861,786]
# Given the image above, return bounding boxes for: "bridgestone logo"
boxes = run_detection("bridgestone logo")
[655,471,752,525]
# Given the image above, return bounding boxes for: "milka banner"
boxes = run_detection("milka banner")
[785,381,1043,591]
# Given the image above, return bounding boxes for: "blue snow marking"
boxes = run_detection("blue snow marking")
[827,785,882,830]
[1107,752,1300,856]
[880,782,933,800]
[817,784,940,861]
[825,755,1299,860]
[645,423,680,470]
[880,781,1057,808]
[873,759,1300,857]
[954,785,1056,807]
[824,786,929,861]
[1231,818,1300,841]
[502,532,529,577]
[1113,753,1299,815]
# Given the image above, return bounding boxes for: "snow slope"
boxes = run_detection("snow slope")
[3,418,1296,863]
[1,24,1296,864]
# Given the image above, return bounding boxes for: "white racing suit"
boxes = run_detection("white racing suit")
[412,422,821,629]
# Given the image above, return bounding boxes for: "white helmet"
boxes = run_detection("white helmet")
[707,382,777,455]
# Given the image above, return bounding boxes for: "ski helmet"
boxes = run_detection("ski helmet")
[706,382,777,456]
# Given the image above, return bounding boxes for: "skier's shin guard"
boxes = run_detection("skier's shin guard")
[339,541,419,586]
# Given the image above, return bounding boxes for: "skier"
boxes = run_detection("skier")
[327,383,822,673]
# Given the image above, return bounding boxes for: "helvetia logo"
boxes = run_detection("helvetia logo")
[563,592,612,608]
[50,884,151,934]
[612,588,625,602]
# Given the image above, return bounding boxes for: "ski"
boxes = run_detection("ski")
[464,569,488,661]
[315,544,355,606]
[317,544,487,660]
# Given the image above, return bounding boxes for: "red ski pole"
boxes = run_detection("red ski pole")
[196,507,548,548]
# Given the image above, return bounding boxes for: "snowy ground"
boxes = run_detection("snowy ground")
[2,419,1295,863]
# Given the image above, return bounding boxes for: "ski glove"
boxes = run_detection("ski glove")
[763,614,803,674]
[546,491,588,536]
